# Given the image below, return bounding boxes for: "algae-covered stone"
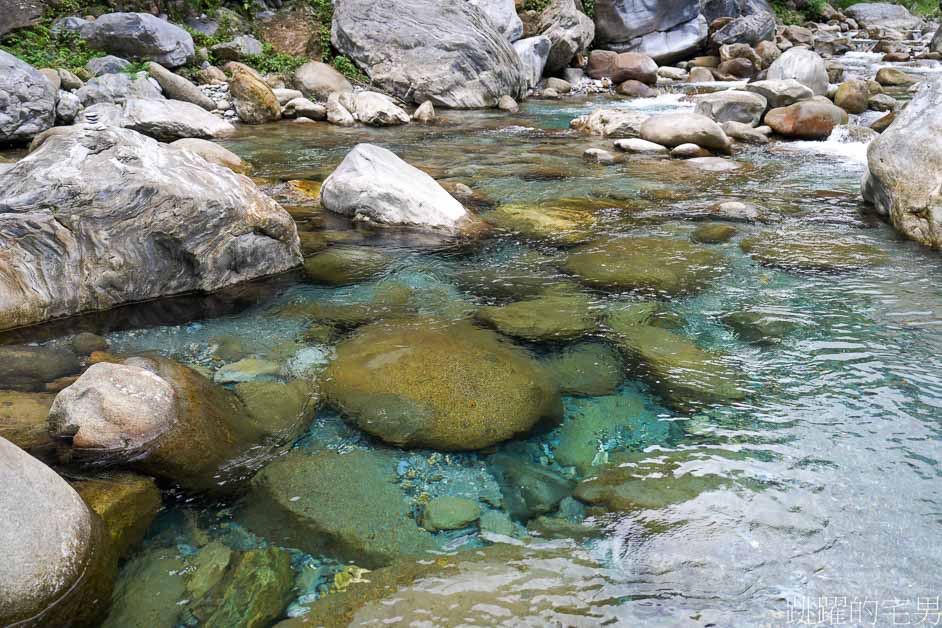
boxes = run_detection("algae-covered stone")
[186,541,233,600]
[543,341,624,397]
[691,223,738,244]
[213,358,282,384]
[102,547,187,628]
[479,509,515,536]
[721,308,801,345]
[485,203,597,244]
[740,229,889,272]
[607,302,686,330]
[196,547,294,628]
[453,250,569,300]
[0,390,55,453]
[574,449,734,511]
[488,453,573,521]
[421,496,482,532]
[278,284,416,331]
[241,450,435,568]
[556,393,668,475]
[234,379,315,441]
[73,473,161,559]
[0,344,80,391]
[323,319,562,451]
[303,246,392,286]
[563,236,726,296]
[608,313,746,412]
[475,293,599,342]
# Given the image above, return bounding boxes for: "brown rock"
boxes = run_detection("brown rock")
[616,79,658,98]
[229,69,281,124]
[765,100,848,139]
[258,7,321,57]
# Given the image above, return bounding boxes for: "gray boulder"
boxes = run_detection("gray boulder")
[332,0,526,107]
[468,0,524,41]
[76,71,164,106]
[0,125,300,331]
[211,35,264,61]
[86,54,131,76]
[694,89,767,126]
[80,12,195,68]
[56,90,81,124]
[353,91,410,126]
[745,78,813,108]
[767,47,828,97]
[0,436,115,627]
[537,0,595,73]
[0,51,56,143]
[293,61,353,101]
[122,98,234,141]
[283,97,326,119]
[514,36,552,89]
[710,11,775,47]
[146,62,216,110]
[612,14,708,64]
[844,3,923,30]
[640,112,732,153]
[0,0,44,38]
[863,78,942,249]
[50,15,88,36]
[321,143,472,232]
[595,0,699,45]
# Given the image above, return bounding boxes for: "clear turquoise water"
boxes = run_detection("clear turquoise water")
[9,93,942,626]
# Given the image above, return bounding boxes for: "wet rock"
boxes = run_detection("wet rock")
[0,345,80,391]
[722,120,770,144]
[535,0,595,73]
[321,144,470,232]
[303,246,391,286]
[614,137,669,154]
[875,67,918,87]
[694,89,766,126]
[671,142,712,158]
[213,358,282,384]
[833,79,869,114]
[574,449,732,511]
[0,51,57,142]
[146,62,216,111]
[211,35,264,62]
[121,97,236,141]
[514,35,552,88]
[721,308,800,345]
[640,112,731,153]
[488,453,573,520]
[235,379,314,441]
[868,93,899,112]
[86,55,131,76]
[544,341,624,397]
[767,47,828,96]
[80,12,195,68]
[570,108,648,137]
[479,509,515,536]
[740,228,889,272]
[354,91,410,126]
[616,79,658,97]
[556,393,667,475]
[332,0,526,107]
[476,292,599,342]
[608,308,746,411]
[71,332,109,355]
[583,147,617,163]
[862,78,942,248]
[48,356,268,492]
[692,222,738,243]
[0,390,55,453]
[485,202,596,244]
[563,236,726,296]
[0,126,297,331]
[324,319,562,450]
[76,72,163,106]
[230,68,281,124]
[412,100,436,123]
[293,61,352,101]
[0,436,115,627]
[242,449,436,567]
[170,138,245,172]
[764,100,848,140]
[326,93,356,126]
[73,472,161,559]
[421,496,482,531]
[102,547,186,628]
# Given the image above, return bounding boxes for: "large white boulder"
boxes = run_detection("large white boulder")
[514,36,552,89]
[0,50,57,142]
[767,47,828,97]
[468,0,524,41]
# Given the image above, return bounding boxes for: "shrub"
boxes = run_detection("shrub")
[0,24,103,71]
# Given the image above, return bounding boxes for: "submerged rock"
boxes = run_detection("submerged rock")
[48,356,267,492]
[302,246,392,286]
[331,0,526,107]
[320,144,471,232]
[73,472,161,559]
[740,229,889,272]
[323,319,562,450]
[488,453,574,520]
[721,308,801,345]
[562,236,727,296]
[0,436,116,627]
[0,344,80,391]
[0,390,55,454]
[485,202,597,244]
[242,449,436,567]
[691,223,738,244]
[475,292,599,342]
[421,496,483,531]
[102,547,186,628]
[544,341,624,397]
[0,126,300,332]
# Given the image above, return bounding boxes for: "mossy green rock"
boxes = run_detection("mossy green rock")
[608,315,746,412]
[241,450,436,568]
[556,394,668,476]
[323,319,562,450]
[544,342,624,396]
[186,541,233,600]
[475,293,599,342]
[303,246,392,285]
[103,547,187,628]
[197,547,295,628]
[563,236,726,295]
[421,496,482,532]
[74,472,162,559]
[740,229,889,272]
[234,379,316,441]
[607,302,686,330]
[453,250,569,300]
[0,390,55,454]
[485,203,597,244]
[488,453,574,521]
[276,283,416,331]
[691,223,738,244]
[721,309,801,345]
[574,449,736,512]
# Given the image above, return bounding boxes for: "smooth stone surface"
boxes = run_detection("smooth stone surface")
[469,0,524,41]
[544,341,624,397]
[694,89,766,126]
[488,453,574,520]
[640,112,731,153]
[721,308,801,345]
[230,68,281,124]
[80,12,195,68]
[354,91,410,126]
[740,229,889,272]
[485,202,596,244]
[0,345,80,391]
[323,319,562,450]
[86,55,131,76]
[303,246,391,286]
[76,72,164,106]
[571,108,648,137]
[293,61,353,101]
[514,36,552,88]
[121,97,236,141]
[767,47,828,96]
[169,138,245,172]
[691,222,738,243]
[764,100,848,140]
[73,473,161,559]
[0,390,55,453]
[146,62,216,111]
[421,496,482,531]
[475,292,598,342]
[614,137,669,154]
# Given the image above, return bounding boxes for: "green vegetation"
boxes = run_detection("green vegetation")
[304,0,367,82]
[245,44,307,74]
[523,0,552,11]
[0,24,102,71]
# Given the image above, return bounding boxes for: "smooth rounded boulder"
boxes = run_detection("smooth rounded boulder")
[694,90,767,126]
[640,112,732,153]
[320,143,472,233]
[293,61,353,101]
[0,50,56,142]
[767,47,828,96]
[79,12,195,68]
[0,125,300,332]
[322,319,562,450]
[331,0,526,107]
[764,100,848,139]
[0,436,116,627]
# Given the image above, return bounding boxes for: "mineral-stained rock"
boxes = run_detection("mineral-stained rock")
[73,472,162,559]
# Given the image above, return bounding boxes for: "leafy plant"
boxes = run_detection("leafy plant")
[0,24,103,71]
[582,0,596,18]
[332,54,366,82]
[244,43,307,74]
[523,0,551,11]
